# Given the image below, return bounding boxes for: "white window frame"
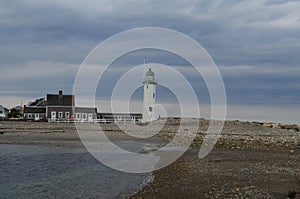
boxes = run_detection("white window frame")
[51,111,56,121]
[88,114,93,121]
[58,112,63,118]
[82,113,87,120]
[65,112,70,119]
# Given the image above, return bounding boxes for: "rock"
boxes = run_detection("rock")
[282,124,298,132]
[274,123,298,131]
[288,191,296,199]
[262,123,272,128]
[271,123,280,128]
[279,124,285,129]
[140,143,160,154]
[289,150,295,154]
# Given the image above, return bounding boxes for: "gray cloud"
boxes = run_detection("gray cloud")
[2,0,299,66]
[0,0,299,122]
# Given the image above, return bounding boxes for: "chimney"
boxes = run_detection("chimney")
[58,90,63,105]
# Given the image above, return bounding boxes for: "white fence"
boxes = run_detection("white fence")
[48,118,140,123]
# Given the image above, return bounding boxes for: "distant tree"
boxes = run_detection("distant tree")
[28,98,45,106]
[8,108,22,118]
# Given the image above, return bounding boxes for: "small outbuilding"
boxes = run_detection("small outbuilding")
[23,106,46,121]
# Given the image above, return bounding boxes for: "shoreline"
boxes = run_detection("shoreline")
[1,120,299,198]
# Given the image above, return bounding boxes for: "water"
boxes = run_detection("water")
[0,143,153,199]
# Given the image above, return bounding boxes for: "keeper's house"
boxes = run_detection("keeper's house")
[23,90,97,122]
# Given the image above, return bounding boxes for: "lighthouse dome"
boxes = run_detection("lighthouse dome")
[144,68,156,84]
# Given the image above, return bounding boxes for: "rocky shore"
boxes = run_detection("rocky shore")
[130,147,300,199]
[157,118,300,151]
[131,119,300,199]
[1,119,298,150]
[0,119,299,198]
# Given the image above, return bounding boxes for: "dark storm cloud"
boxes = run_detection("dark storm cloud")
[0,0,300,109]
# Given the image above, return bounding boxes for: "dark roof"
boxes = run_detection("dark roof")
[23,106,46,113]
[75,107,97,113]
[47,94,74,106]
[0,105,9,112]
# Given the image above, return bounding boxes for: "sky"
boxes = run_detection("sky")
[0,0,300,123]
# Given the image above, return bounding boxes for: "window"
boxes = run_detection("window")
[76,113,81,119]
[0,111,3,114]
[82,113,87,120]
[149,107,153,112]
[153,93,155,98]
[65,112,70,118]
[51,111,56,118]
[58,112,63,118]
[147,85,148,89]
[28,114,32,119]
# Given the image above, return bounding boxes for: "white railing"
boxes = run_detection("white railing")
[48,118,140,123]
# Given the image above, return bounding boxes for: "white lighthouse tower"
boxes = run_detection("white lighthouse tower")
[142,68,157,122]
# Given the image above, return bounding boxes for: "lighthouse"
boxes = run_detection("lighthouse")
[142,68,157,122]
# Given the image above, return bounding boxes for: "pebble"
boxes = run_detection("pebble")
[289,150,295,154]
